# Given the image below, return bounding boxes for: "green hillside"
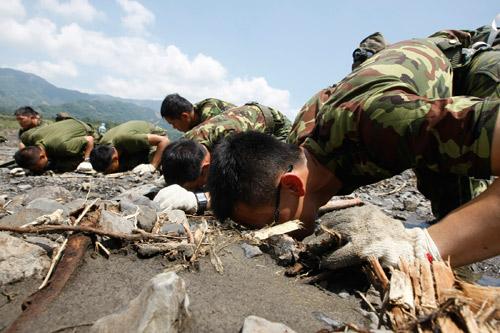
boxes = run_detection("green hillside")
[0,67,181,139]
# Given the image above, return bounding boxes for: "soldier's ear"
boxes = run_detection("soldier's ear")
[281,173,305,197]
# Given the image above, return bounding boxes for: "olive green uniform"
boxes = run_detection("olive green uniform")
[99,120,166,172]
[20,119,95,171]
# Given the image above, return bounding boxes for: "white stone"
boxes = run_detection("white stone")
[90,272,190,333]
[241,315,297,333]
[0,232,50,285]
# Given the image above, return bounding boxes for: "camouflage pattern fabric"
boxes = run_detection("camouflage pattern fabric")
[349,28,500,218]
[98,120,166,172]
[193,98,236,126]
[185,104,291,149]
[291,39,499,204]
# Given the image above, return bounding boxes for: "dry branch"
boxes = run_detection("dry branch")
[0,224,185,242]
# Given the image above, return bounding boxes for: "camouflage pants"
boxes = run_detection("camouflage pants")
[415,49,499,219]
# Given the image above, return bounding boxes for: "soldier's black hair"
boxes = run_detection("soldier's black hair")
[14,146,42,170]
[160,94,193,119]
[14,106,39,117]
[90,145,114,172]
[162,139,207,186]
[208,131,302,221]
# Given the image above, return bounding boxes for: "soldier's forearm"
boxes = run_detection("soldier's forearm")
[149,135,170,169]
[83,136,94,160]
[428,178,500,267]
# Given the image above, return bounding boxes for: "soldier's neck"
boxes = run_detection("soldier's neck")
[302,147,343,207]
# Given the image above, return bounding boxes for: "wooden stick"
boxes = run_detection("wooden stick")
[0,225,185,242]
[318,198,363,216]
[38,199,98,290]
[4,211,100,333]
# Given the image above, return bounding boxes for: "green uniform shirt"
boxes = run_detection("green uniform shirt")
[193,98,236,126]
[99,120,166,171]
[20,118,95,171]
[184,103,291,150]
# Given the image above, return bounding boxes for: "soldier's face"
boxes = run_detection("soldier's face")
[31,153,48,173]
[16,115,38,129]
[105,149,120,174]
[232,190,317,240]
[165,114,192,132]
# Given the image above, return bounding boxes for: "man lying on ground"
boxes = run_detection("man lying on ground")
[207,31,500,269]
[160,94,235,132]
[154,102,292,213]
[90,120,169,175]
[14,118,97,173]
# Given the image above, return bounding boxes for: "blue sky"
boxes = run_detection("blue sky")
[0,1,497,118]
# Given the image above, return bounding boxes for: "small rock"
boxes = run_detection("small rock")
[0,232,50,285]
[23,185,73,204]
[90,272,190,333]
[17,184,32,191]
[160,223,185,235]
[165,209,188,225]
[9,167,25,177]
[81,182,92,191]
[26,198,67,216]
[23,236,59,256]
[240,315,297,333]
[403,199,418,212]
[64,198,87,214]
[136,205,157,232]
[100,210,135,234]
[241,243,263,258]
[0,208,49,227]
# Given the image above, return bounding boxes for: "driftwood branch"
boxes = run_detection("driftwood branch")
[0,225,185,242]
[5,210,100,333]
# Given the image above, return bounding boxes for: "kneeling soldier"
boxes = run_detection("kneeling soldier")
[14,118,96,173]
[90,120,169,174]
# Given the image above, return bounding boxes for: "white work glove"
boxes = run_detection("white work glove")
[76,161,94,174]
[320,204,442,270]
[132,163,156,175]
[153,184,197,214]
[9,167,26,177]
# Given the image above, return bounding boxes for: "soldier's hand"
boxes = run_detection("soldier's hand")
[320,204,441,269]
[153,184,197,214]
[76,161,94,174]
[132,163,156,176]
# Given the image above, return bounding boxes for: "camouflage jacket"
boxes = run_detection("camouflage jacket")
[193,98,236,126]
[290,39,499,195]
[185,103,291,149]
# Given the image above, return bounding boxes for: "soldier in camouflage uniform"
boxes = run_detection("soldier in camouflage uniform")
[161,102,291,191]
[160,93,235,132]
[344,25,500,219]
[207,36,500,268]
[14,118,97,173]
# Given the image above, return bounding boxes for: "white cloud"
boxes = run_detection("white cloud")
[38,0,103,22]
[15,60,78,80]
[116,0,154,35]
[0,11,294,117]
[0,0,26,19]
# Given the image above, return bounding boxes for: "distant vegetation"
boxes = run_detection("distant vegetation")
[0,67,182,140]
